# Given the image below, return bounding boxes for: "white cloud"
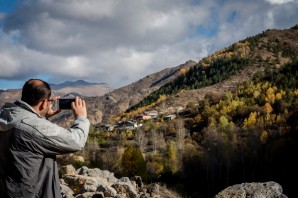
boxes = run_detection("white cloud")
[265,11,275,28]
[265,0,294,5]
[0,52,21,77]
[0,0,298,88]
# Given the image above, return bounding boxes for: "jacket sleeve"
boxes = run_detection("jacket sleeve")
[20,116,90,155]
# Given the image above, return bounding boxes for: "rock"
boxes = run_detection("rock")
[71,155,85,163]
[97,184,117,197]
[60,165,182,198]
[215,181,288,198]
[61,184,75,198]
[60,165,288,198]
[75,192,104,198]
[131,176,143,189]
[147,183,160,196]
[60,165,76,176]
[77,166,89,176]
[112,177,138,198]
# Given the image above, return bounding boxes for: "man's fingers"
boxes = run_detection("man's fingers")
[75,96,82,106]
[71,97,87,118]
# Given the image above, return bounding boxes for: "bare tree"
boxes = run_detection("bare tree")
[102,146,124,175]
[135,128,147,152]
[175,119,186,151]
[151,128,166,155]
[151,128,158,155]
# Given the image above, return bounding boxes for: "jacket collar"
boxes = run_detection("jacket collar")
[14,100,42,118]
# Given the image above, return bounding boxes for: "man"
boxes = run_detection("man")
[0,79,90,197]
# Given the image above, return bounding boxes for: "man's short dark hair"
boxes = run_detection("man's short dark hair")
[21,79,52,106]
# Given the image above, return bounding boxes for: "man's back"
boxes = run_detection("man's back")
[0,100,90,197]
[0,101,62,197]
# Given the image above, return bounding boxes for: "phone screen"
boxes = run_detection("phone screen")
[59,98,75,109]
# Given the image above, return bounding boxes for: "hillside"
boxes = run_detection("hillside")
[52,60,197,125]
[124,26,297,116]
[53,26,298,126]
[52,25,298,198]
[0,89,22,109]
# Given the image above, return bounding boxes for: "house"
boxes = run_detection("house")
[114,120,138,130]
[147,112,158,119]
[143,115,153,120]
[164,114,176,121]
[136,112,158,121]
[123,121,138,129]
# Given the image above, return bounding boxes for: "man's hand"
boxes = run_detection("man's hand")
[71,96,87,119]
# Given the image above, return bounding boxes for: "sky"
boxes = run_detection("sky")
[0,0,297,90]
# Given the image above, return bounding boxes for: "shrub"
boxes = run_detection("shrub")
[121,144,147,180]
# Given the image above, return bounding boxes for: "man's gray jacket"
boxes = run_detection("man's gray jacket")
[0,100,90,198]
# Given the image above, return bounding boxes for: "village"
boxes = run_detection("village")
[97,111,178,132]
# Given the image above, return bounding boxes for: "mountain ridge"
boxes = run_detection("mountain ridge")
[61,25,297,125]
[52,60,197,125]
[2,26,298,126]
[50,80,108,89]
[0,80,114,107]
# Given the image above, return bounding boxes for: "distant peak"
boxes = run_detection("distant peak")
[50,80,103,89]
[74,80,89,84]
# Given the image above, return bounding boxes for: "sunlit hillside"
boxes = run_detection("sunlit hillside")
[56,25,298,197]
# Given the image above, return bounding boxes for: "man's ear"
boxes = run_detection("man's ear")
[39,100,47,111]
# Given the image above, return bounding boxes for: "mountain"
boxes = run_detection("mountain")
[125,26,298,114]
[0,80,113,107]
[51,80,113,97]
[53,25,298,126]
[50,80,100,89]
[0,89,22,109]
[51,60,197,125]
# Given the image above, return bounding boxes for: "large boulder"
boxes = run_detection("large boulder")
[215,181,288,198]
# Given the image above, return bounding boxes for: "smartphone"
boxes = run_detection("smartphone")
[58,98,75,109]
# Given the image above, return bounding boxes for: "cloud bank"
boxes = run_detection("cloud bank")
[0,0,297,88]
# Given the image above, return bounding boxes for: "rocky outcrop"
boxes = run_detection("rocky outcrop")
[215,181,288,198]
[59,165,180,198]
[60,165,288,198]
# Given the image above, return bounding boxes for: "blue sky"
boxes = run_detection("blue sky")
[0,0,297,90]
[0,0,18,12]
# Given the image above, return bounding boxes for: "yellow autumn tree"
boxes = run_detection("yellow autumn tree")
[158,94,167,102]
[262,82,270,90]
[146,154,164,179]
[260,130,268,144]
[266,87,275,103]
[178,68,187,75]
[219,115,229,130]
[164,140,179,174]
[275,92,282,100]
[243,112,258,127]
[264,102,273,114]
